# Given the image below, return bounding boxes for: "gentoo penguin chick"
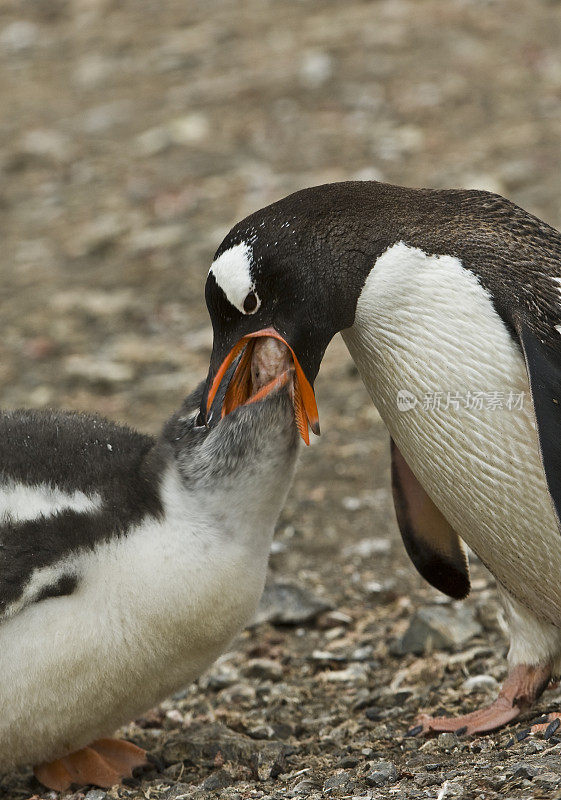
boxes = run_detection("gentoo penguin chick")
[0,338,298,791]
[201,180,561,735]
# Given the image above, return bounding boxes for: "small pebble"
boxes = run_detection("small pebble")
[531,715,550,726]
[511,762,538,779]
[252,580,332,626]
[0,20,38,52]
[365,760,397,787]
[534,771,561,790]
[545,717,560,739]
[200,768,233,791]
[394,605,482,655]
[337,756,359,768]
[462,674,499,693]
[438,732,460,749]
[323,770,355,794]
[242,658,283,681]
[351,645,374,661]
[299,50,333,89]
[524,740,546,754]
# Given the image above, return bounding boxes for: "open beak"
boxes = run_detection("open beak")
[205,327,320,445]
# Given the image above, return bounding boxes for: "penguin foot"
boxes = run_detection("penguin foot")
[416,663,552,735]
[34,738,148,791]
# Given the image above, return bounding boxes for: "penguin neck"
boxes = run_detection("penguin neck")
[156,411,298,559]
[150,454,279,565]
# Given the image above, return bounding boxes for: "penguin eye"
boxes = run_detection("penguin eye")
[243,291,259,314]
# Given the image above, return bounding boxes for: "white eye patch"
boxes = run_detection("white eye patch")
[209,242,261,315]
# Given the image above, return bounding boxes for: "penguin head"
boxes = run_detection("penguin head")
[202,181,394,442]
[166,381,299,512]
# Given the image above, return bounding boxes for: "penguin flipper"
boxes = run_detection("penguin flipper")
[516,320,561,531]
[390,438,470,599]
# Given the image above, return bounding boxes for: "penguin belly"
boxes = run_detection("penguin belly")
[0,471,269,770]
[343,242,561,635]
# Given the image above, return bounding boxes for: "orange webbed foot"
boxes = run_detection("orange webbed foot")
[414,663,552,736]
[34,738,148,791]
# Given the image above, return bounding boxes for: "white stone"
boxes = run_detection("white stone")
[1,21,38,53]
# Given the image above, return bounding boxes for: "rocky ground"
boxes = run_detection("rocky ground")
[1,0,561,798]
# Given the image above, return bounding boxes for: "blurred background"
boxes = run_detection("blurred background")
[2,1,561,797]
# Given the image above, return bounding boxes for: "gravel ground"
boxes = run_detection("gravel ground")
[1,1,561,798]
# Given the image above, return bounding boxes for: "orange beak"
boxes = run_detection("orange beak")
[205,328,320,445]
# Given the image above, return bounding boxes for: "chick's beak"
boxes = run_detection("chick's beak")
[204,327,320,445]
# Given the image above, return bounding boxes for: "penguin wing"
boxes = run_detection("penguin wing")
[0,409,159,623]
[390,438,470,599]
[516,319,561,530]
[0,512,83,622]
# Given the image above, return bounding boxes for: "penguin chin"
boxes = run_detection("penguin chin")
[206,328,320,445]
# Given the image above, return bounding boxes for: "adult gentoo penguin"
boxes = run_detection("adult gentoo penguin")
[0,339,298,791]
[202,180,561,734]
